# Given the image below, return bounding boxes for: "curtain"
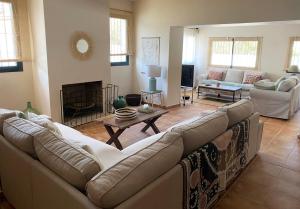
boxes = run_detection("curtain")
[182,28,197,65]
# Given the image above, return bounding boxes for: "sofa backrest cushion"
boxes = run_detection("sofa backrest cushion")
[3,117,44,157]
[170,111,229,156]
[224,69,244,83]
[34,129,101,191]
[86,132,183,208]
[220,99,254,128]
[277,77,298,92]
[0,109,17,135]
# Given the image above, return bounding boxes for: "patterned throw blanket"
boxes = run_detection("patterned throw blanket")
[181,120,250,209]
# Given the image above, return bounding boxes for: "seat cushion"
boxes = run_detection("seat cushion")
[170,111,229,156]
[254,80,276,90]
[224,69,244,83]
[86,132,183,208]
[0,109,17,135]
[34,129,101,191]
[55,123,127,170]
[3,117,44,157]
[219,99,254,128]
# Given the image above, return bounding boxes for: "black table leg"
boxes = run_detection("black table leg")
[233,92,236,102]
[141,117,160,134]
[105,125,125,150]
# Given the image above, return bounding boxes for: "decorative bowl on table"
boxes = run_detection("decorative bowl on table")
[115,107,137,121]
[137,104,154,114]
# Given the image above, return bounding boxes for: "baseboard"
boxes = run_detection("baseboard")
[163,104,181,109]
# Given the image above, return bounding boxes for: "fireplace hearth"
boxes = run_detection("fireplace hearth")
[60,81,118,127]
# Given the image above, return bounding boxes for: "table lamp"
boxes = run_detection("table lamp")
[146,65,161,92]
[287,65,299,73]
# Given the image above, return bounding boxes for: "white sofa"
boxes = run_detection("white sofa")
[250,83,300,119]
[0,101,264,209]
[198,68,267,97]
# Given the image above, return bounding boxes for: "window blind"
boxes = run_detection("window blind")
[0,0,21,62]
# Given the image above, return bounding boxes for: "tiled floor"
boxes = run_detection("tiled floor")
[1,98,300,209]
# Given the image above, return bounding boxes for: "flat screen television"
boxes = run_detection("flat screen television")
[181,65,194,87]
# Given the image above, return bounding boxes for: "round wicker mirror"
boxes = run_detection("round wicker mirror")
[71,32,93,61]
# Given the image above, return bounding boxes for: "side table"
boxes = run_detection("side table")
[140,90,163,107]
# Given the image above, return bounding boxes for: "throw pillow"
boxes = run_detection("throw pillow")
[277,78,297,92]
[30,115,62,136]
[243,71,263,84]
[208,71,223,81]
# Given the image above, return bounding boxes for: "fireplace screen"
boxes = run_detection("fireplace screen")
[60,81,118,127]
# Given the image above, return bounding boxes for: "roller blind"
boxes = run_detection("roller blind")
[0,0,21,63]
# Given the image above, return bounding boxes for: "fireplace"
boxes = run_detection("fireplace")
[60,81,118,127]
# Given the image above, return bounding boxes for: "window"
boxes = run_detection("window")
[110,16,129,66]
[287,37,300,69]
[209,37,261,69]
[0,1,22,72]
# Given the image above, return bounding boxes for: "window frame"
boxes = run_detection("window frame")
[286,37,300,69]
[208,37,262,70]
[110,55,129,66]
[110,10,132,67]
[0,61,23,73]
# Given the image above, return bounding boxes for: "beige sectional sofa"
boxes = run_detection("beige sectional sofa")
[0,100,263,209]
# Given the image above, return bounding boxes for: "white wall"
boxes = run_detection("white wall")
[42,0,111,121]
[194,23,300,81]
[133,0,300,107]
[27,0,51,116]
[109,0,134,96]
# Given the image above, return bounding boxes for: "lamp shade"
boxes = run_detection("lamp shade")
[146,65,161,78]
[287,65,300,73]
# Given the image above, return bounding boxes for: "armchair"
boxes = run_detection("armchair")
[250,83,300,119]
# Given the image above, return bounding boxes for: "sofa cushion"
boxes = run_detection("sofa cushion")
[86,132,183,208]
[30,115,62,136]
[219,99,254,128]
[0,109,17,135]
[254,80,276,90]
[170,111,229,156]
[55,122,127,170]
[34,129,101,191]
[224,69,244,83]
[243,71,263,84]
[277,78,297,92]
[208,71,223,81]
[3,117,44,157]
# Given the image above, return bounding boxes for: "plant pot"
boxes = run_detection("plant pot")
[125,94,142,106]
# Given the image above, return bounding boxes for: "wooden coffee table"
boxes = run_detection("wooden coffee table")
[198,84,242,102]
[103,108,168,150]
